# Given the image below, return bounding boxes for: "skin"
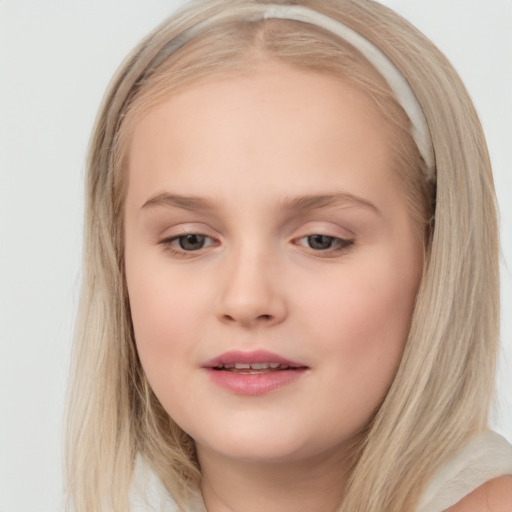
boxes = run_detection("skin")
[447,476,512,511]
[124,62,426,512]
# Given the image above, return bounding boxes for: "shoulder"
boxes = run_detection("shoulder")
[446,475,512,512]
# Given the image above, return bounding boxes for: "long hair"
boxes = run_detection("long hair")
[65,1,499,511]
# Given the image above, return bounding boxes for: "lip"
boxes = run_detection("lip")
[202,350,308,396]
[202,349,305,368]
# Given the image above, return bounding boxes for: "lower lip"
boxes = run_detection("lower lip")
[205,368,306,395]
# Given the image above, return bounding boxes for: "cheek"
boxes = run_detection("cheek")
[302,251,420,392]
[125,251,204,390]
[127,270,211,428]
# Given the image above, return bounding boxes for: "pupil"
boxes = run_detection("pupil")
[308,235,333,250]
[179,234,205,251]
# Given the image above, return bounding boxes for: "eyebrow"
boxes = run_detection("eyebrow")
[141,192,379,215]
[280,193,380,214]
[141,193,219,211]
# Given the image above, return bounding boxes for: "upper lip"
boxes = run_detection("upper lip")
[202,349,307,368]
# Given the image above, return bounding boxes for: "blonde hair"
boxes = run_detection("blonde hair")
[65,1,499,511]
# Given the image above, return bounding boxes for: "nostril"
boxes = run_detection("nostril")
[221,313,273,325]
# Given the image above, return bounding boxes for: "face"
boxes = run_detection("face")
[124,62,423,466]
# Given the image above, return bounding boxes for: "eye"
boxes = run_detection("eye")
[161,233,217,253]
[176,234,208,251]
[296,234,354,252]
[306,234,335,250]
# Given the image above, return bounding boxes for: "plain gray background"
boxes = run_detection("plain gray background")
[0,1,511,511]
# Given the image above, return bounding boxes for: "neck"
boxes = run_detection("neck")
[197,444,358,512]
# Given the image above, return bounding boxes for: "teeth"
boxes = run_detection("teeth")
[216,362,291,370]
[234,363,251,369]
[250,363,269,370]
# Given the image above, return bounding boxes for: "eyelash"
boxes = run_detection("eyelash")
[295,234,355,254]
[160,233,217,257]
[159,233,354,257]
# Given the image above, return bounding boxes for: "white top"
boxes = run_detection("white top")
[130,430,512,512]
[417,430,512,512]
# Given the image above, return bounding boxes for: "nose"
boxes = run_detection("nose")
[216,247,287,328]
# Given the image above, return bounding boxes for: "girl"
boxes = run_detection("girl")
[65,1,512,511]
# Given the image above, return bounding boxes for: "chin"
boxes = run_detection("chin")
[190,417,356,466]
[198,437,312,463]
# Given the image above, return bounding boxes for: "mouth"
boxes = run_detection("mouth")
[203,349,307,372]
[211,362,303,374]
[203,350,308,395]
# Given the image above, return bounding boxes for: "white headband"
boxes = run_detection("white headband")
[161,3,435,180]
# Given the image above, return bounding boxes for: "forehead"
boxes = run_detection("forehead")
[126,62,401,207]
